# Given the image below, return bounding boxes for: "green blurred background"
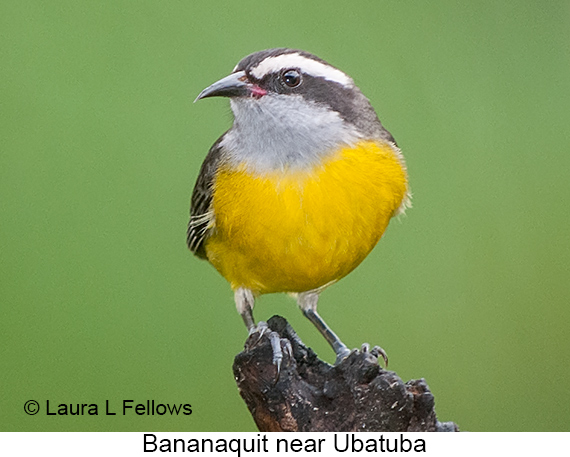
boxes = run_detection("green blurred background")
[1,0,569,432]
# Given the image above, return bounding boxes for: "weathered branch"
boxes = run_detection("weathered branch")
[233,315,459,432]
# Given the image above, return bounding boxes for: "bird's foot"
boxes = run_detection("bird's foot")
[248,321,292,383]
[333,346,352,366]
[361,342,389,367]
[334,343,389,367]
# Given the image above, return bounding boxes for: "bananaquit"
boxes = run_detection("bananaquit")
[188,48,410,366]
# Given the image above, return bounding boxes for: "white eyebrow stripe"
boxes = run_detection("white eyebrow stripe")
[250,53,354,87]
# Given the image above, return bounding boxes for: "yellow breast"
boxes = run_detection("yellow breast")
[205,140,408,294]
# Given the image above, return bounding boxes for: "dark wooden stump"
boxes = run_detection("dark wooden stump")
[233,315,459,432]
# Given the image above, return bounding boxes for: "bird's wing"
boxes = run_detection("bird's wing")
[187,136,225,259]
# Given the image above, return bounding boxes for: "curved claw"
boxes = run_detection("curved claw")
[249,321,269,341]
[247,322,285,384]
[370,345,389,367]
[269,331,283,384]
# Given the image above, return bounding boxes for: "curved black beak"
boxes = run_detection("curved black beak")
[194,71,249,102]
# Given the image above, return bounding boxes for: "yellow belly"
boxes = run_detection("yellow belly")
[205,141,408,294]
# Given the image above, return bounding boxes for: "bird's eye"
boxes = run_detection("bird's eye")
[282,69,302,88]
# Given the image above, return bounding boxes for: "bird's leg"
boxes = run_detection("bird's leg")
[234,287,283,378]
[297,291,351,365]
[235,287,256,332]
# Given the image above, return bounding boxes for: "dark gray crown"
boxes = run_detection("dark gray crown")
[233,48,395,144]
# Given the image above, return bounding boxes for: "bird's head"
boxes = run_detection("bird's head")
[195,48,394,171]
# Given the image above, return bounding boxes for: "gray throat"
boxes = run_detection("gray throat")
[220,95,362,172]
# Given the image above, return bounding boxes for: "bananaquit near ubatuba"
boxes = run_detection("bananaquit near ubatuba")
[188,48,410,366]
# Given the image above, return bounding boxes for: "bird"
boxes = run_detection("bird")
[188,48,410,368]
